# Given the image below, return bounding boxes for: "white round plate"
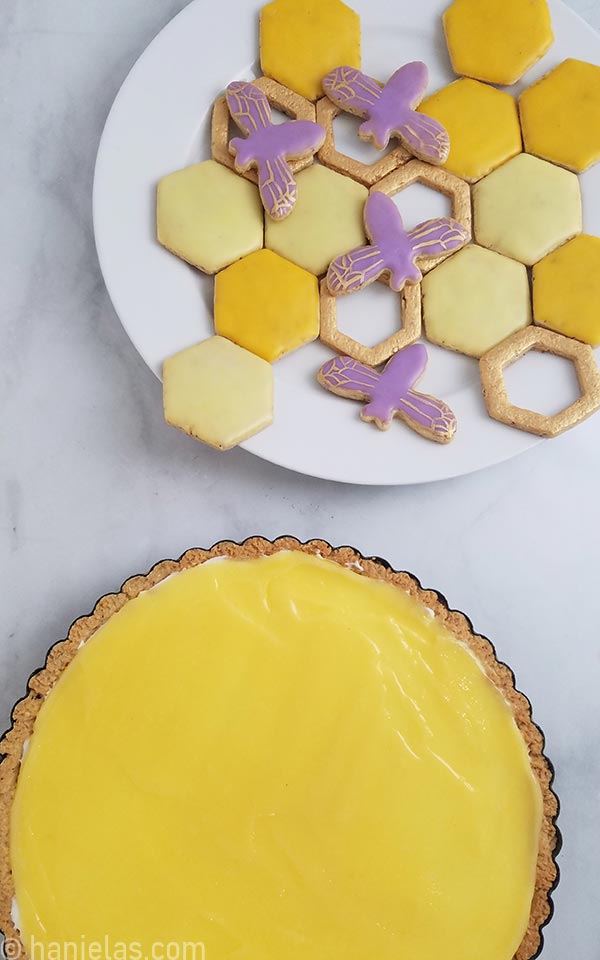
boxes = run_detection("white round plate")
[94,0,600,485]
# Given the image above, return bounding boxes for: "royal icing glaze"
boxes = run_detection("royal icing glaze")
[10,552,542,960]
[318,344,457,443]
[214,249,320,362]
[260,0,361,102]
[533,234,600,346]
[327,191,469,295]
[443,0,554,87]
[162,336,273,449]
[322,62,450,165]
[418,79,522,183]
[473,153,582,267]
[226,81,325,221]
[519,58,600,173]
[156,160,264,274]
[265,164,368,276]
[423,245,532,358]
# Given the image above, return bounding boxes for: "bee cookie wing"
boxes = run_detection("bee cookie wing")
[395,110,450,165]
[407,218,470,259]
[322,66,382,117]
[226,81,272,136]
[318,356,380,399]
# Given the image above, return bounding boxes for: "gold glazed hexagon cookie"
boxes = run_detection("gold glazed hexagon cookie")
[211,77,317,183]
[443,0,554,87]
[372,160,472,272]
[480,326,600,437]
[316,97,409,187]
[473,154,582,267]
[260,0,361,102]
[533,235,600,346]
[422,245,532,358]
[163,336,274,450]
[418,79,522,183]
[319,279,422,366]
[214,249,320,362]
[265,164,368,275]
[519,59,600,173]
[157,160,264,274]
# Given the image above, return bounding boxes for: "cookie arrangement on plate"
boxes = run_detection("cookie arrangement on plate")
[157,0,600,451]
[0,539,560,960]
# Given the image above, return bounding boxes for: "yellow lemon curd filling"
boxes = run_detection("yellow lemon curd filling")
[11,552,542,960]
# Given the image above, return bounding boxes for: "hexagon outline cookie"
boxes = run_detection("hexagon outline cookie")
[319,278,422,366]
[211,77,317,184]
[371,160,472,273]
[316,96,410,187]
[480,326,600,438]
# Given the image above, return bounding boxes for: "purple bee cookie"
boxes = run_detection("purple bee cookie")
[322,62,450,164]
[226,81,325,221]
[317,344,457,444]
[327,192,470,296]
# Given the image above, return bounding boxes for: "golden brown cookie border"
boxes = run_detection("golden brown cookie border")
[371,159,472,272]
[480,325,600,437]
[319,278,422,365]
[315,96,410,187]
[211,77,317,183]
[0,537,559,960]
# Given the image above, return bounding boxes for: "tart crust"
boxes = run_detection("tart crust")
[0,537,560,960]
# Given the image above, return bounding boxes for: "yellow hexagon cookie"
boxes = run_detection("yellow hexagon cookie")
[265,164,368,275]
[423,245,532,358]
[533,235,600,346]
[214,249,320,362]
[473,154,582,267]
[418,80,522,183]
[519,59,600,173]
[163,337,274,450]
[157,160,264,274]
[260,0,361,102]
[443,0,553,87]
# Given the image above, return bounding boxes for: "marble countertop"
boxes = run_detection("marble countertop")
[1,0,600,956]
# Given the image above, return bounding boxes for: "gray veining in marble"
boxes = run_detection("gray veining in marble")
[1,1,600,956]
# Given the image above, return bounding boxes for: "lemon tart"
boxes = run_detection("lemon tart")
[0,538,559,960]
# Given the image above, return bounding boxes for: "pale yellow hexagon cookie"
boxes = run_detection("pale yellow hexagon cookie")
[215,249,320,362]
[157,160,264,274]
[260,0,361,102]
[423,245,532,358]
[418,80,522,183]
[519,59,600,173]
[473,154,582,267]
[533,235,600,346]
[443,0,553,87]
[163,337,273,450]
[265,164,368,275]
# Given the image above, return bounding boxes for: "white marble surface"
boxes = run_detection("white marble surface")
[1,0,600,955]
